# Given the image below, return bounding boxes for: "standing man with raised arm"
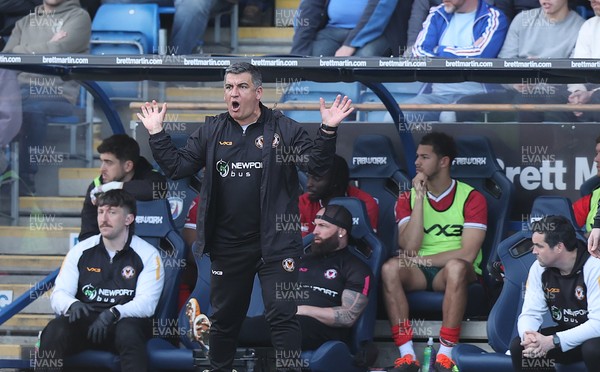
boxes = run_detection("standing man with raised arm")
[137,61,354,371]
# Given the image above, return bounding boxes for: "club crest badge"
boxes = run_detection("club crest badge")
[282,258,295,272]
[121,266,135,279]
[324,269,337,279]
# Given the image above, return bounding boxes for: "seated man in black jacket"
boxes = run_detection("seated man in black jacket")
[79,134,167,241]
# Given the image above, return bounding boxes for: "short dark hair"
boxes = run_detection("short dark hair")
[420,132,457,163]
[97,134,140,165]
[224,62,262,88]
[532,215,577,251]
[96,189,137,217]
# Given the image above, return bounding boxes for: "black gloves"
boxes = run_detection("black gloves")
[87,309,118,343]
[68,301,91,323]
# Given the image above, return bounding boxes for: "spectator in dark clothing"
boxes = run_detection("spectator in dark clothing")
[291,0,411,56]
[80,0,101,18]
[239,0,273,26]
[79,134,167,242]
[101,0,225,54]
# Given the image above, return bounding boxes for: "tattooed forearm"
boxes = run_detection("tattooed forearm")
[332,290,368,327]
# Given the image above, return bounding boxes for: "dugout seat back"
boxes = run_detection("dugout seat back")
[348,134,411,257]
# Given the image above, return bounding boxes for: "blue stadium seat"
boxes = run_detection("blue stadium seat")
[348,134,411,257]
[91,4,156,101]
[453,196,586,372]
[65,199,186,371]
[357,82,424,122]
[406,135,514,318]
[280,81,363,122]
[91,4,159,54]
[47,87,94,166]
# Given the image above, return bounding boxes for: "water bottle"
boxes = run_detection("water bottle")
[33,331,41,367]
[422,337,436,372]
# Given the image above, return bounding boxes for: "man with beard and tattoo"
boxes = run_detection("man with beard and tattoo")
[382,132,487,372]
[299,154,379,237]
[137,62,354,371]
[240,204,372,350]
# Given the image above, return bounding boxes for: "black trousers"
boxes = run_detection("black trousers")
[37,313,151,372]
[208,244,301,372]
[239,315,350,351]
[509,326,600,371]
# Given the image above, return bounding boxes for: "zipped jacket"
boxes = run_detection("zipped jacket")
[412,0,508,58]
[51,233,165,319]
[149,104,336,262]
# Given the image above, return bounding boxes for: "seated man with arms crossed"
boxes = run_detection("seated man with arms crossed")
[382,131,487,372]
[37,189,165,372]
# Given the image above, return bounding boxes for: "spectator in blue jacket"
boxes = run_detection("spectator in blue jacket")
[404,0,537,54]
[291,0,412,56]
[387,0,508,123]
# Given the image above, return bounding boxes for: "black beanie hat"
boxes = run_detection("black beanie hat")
[316,204,353,234]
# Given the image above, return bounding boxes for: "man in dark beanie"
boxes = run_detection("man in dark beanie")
[240,204,373,355]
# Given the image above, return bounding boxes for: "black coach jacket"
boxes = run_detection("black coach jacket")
[149,103,337,262]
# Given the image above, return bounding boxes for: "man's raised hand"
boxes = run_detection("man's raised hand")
[137,100,167,135]
[319,95,354,128]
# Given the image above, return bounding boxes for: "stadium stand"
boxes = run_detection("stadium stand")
[357,82,424,122]
[279,81,363,122]
[47,87,95,167]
